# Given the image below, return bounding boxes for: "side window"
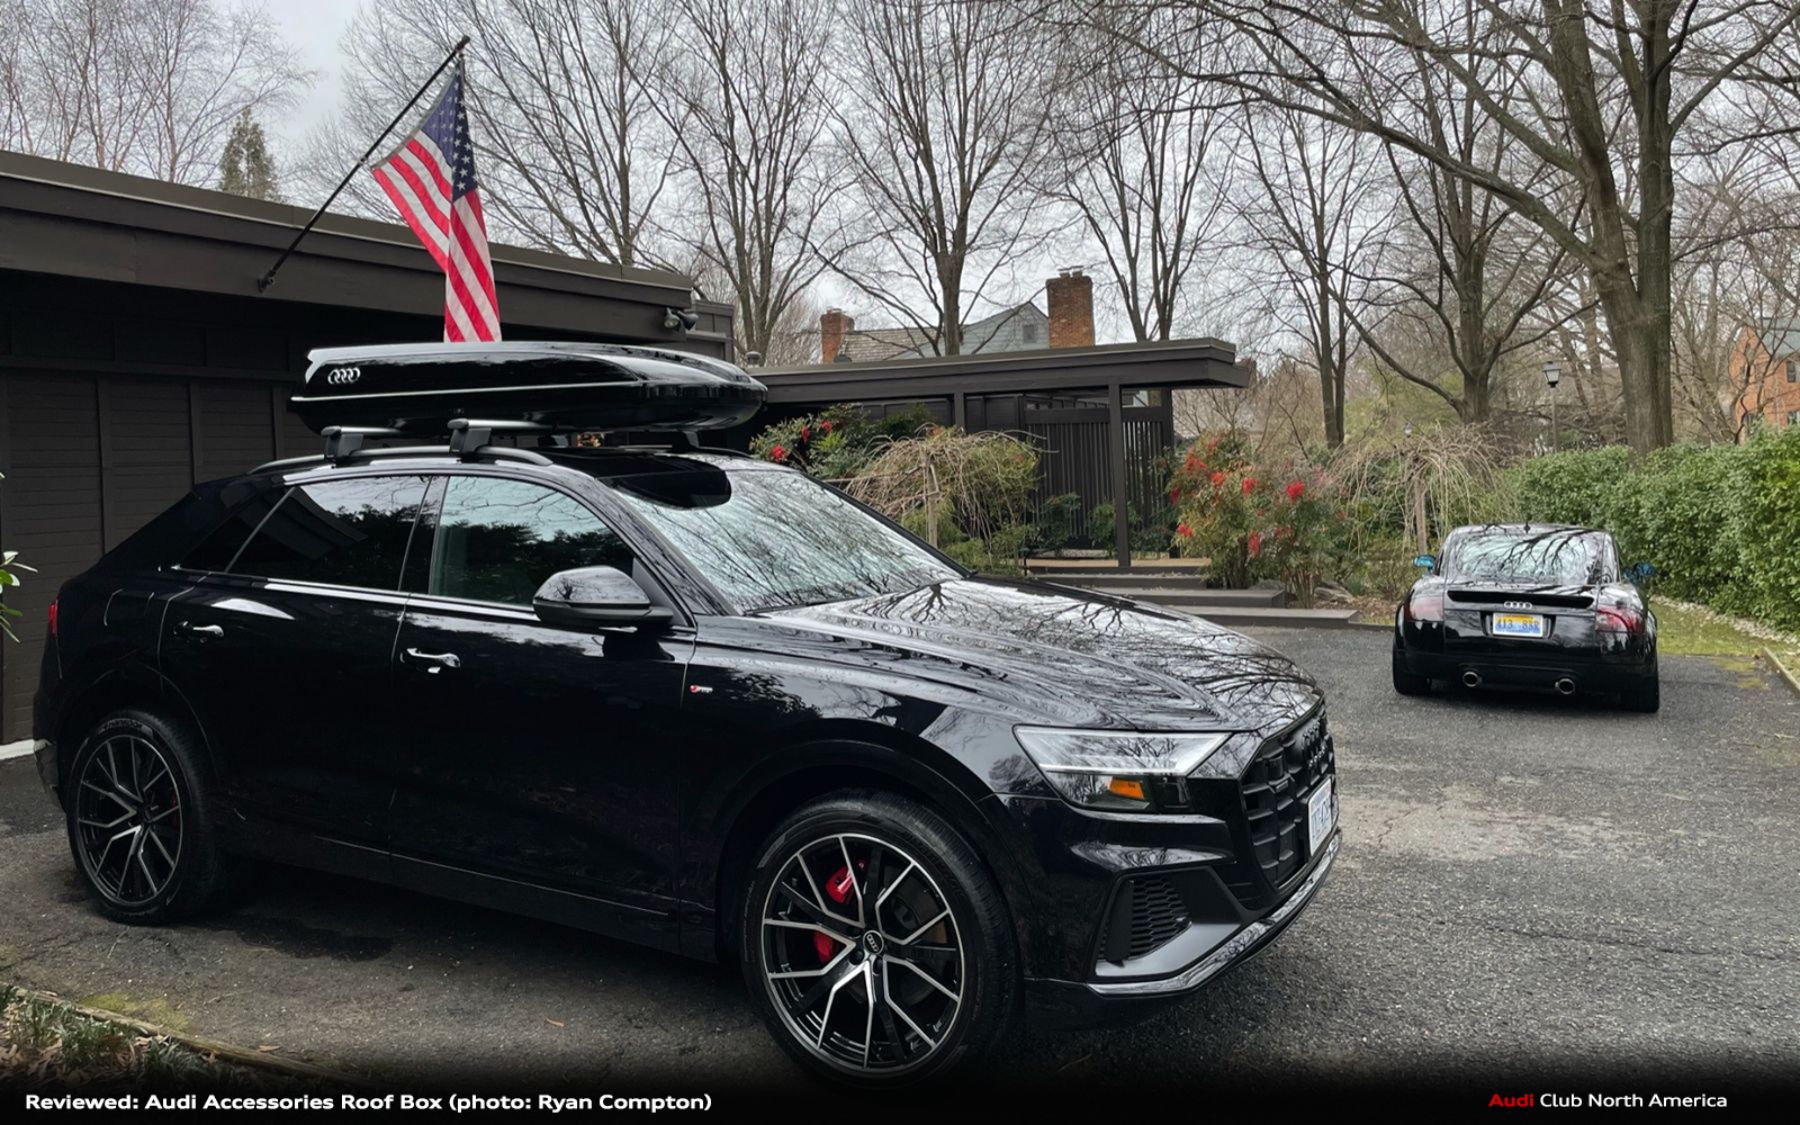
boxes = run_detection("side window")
[181,485,285,572]
[430,476,633,606]
[229,476,427,590]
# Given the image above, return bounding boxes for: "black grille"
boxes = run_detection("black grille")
[1100,873,1192,964]
[1238,711,1335,894]
[1126,876,1188,959]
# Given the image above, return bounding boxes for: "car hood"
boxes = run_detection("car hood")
[760,577,1321,733]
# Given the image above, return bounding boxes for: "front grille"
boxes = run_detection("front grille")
[1237,711,1335,896]
[1125,876,1188,959]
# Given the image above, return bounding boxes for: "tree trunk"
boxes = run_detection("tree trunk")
[1456,267,1491,424]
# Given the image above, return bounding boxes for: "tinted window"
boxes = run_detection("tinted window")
[430,477,632,605]
[179,483,285,572]
[229,476,427,590]
[1444,529,1614,585]
[609,465,958,613]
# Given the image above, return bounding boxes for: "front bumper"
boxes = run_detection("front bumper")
[1022,830,1339,1026]
[34,738,60,802]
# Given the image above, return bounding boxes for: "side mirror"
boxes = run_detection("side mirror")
[1631,561,1657,581]
[532,566,672,630]
[1412,554,1436,570]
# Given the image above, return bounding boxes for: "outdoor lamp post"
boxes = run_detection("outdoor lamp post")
[1543,359,1561,450]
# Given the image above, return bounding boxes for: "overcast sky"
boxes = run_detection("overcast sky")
[268,0,363,151]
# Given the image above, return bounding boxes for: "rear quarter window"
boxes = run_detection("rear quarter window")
[180,484,286,572]
[227,476,429,590]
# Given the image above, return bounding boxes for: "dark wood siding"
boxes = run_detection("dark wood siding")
[103,377,193,547]
[1,370,306,741]
[1,373,105,740]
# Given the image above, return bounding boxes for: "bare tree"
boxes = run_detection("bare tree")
[0,0,307,184]
[308,0,679,269]
[1048,6,1237,341]
[658,0,841,362]
[1339,8,1574,425]
[1666,143,1800,439]
[1236,103,1386,447]
[830,0,1052,354]
[1076,0,1800,452]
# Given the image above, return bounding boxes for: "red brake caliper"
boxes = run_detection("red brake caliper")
[814,865,856,962]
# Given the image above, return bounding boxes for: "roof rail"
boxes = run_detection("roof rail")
[253,444,556,474]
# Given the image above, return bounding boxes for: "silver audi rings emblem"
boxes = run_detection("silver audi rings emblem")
[1502,601,1531,610]
[325,366,362,386]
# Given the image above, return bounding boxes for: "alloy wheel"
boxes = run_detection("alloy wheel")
[74,735,183,906]
[759,832,965,1076]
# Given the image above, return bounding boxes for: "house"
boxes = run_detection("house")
[0,151,731,743]
[819,269,1094,363]
[1729,318,1800,434]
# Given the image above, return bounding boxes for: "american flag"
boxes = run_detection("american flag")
[371,60,501,342]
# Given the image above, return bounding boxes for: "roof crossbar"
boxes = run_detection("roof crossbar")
[321,425,404,463]
[447,417,553,460]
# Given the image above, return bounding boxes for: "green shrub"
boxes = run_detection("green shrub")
[1731,432,1800,627]
[1034,492,1084,552]
[1503,429,1800,631]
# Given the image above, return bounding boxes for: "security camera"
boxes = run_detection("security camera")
[664,307,700,332]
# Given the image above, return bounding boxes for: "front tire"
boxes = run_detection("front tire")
[739,791,1017,1088]
[65,709,232,924]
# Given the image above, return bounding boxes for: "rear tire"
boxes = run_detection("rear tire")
[1622,671,1660,713]
[65,709,232,924]
[739,790,1017,1088]
[1392,647,1430,696]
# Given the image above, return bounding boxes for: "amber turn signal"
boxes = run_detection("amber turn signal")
[1107,777,1146,801]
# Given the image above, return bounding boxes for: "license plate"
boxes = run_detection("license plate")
[1492,612,1546,638]
[1306,779,1336,856]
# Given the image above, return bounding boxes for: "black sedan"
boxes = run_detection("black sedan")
[1393,523,1659,711]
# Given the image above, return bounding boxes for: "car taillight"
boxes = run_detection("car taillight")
[1596,606,1641,633]
[1405,592,1444,623]
[47,598,58,637]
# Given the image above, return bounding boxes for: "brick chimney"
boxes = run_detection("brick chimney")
[1046,269,1094,349]
[820,307,855,364]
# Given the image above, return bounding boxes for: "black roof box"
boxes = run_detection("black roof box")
[291,341,766,435]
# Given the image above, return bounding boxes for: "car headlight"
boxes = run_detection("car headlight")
[1014,727,1232,811]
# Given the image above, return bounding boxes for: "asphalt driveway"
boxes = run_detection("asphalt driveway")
[2,628,1797,1098]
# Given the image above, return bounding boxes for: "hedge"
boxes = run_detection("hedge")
[1504,427,1800,631]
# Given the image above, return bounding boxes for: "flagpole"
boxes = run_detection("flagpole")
[256,35,471,294]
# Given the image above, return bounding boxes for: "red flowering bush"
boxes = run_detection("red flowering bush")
[1169,434,1353,603]
[1252,465,1352,606]
[1166,432,1259,586]
[749,404,912,479]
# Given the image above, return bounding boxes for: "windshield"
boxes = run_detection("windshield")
[607,465,960,613]
[1444,529,1613,585]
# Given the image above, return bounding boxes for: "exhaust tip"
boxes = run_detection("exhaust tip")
[1461,671,1482,688]
[1554,678,1577,696]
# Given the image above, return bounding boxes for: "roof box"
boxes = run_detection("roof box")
[290,341,766,435]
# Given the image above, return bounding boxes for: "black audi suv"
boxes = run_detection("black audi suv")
[1393,523,1659,711]
[33,348,1339,1087]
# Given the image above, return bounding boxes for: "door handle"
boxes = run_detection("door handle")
[179,621,224,638]
[404,648,462,673]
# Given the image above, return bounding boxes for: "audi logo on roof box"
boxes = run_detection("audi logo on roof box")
[325,366,362,385]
